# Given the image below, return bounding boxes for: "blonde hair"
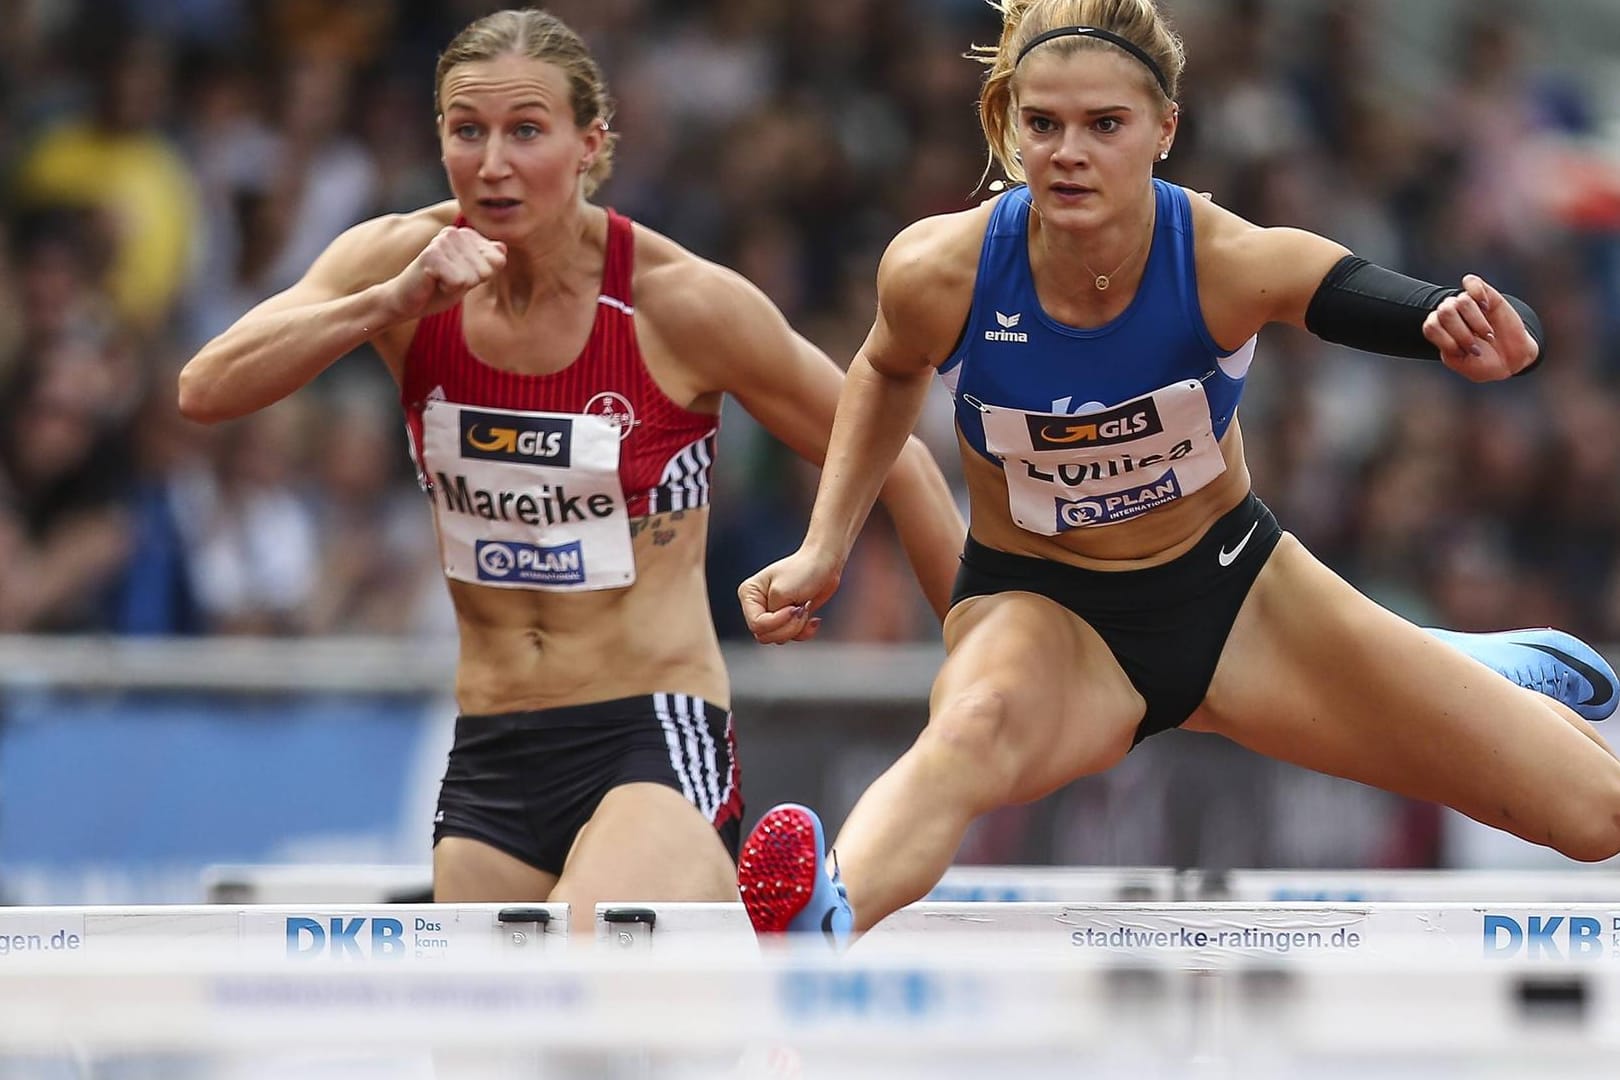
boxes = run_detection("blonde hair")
[435,8,619,196]
[971,0,1184,187]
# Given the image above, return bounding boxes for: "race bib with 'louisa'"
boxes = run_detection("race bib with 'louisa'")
[978,380,1226,534]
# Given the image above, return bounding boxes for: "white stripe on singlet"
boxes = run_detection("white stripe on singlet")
[654,692,699,806]
[651,432,715,515]
[688,437,712,507]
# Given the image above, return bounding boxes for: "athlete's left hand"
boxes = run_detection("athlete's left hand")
[1424,274,1539,381]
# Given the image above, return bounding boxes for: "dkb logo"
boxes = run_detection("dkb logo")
[286,917,407,960]
[1482,914,1603,959]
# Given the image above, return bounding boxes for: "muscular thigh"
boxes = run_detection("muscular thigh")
[936,591,1144,802]
[434,838,557,903]
[551,782,738,908]
[1199,535,1620,844]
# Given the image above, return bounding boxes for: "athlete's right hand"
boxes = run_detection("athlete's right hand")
[738,548,842,645]
[380,226,507,322]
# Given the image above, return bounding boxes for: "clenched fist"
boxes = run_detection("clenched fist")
[381,225,508,322]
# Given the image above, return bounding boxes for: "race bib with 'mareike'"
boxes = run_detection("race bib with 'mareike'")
[420,400,635,591]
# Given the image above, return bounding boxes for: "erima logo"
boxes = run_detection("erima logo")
[985,311,1028,343]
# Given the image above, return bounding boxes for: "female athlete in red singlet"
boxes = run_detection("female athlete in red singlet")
[178,9,964,914]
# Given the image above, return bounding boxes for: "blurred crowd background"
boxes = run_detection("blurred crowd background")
[3,0,1620,891]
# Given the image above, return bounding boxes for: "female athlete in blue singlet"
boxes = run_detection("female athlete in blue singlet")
[734,0,1620,941]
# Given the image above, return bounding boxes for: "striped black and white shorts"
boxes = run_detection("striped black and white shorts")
[433,693,743,876]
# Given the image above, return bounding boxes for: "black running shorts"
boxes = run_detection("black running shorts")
[950,492,1283,745]
[433,693,743,875]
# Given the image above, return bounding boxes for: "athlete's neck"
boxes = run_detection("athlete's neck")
[490,202,605,315]
[1029,185,1157,294]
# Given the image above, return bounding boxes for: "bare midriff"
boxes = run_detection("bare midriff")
[443,505,728,716]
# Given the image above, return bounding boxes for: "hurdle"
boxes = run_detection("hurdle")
[4,906,1619,1077]
[1184,867,1620,902]
[0,903,567,962]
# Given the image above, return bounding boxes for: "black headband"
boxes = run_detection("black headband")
[1014,26,1171,99]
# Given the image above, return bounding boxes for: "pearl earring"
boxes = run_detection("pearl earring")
[1158,150,1169,161]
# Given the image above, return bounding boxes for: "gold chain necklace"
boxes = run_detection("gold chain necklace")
[1080,225,1153,291]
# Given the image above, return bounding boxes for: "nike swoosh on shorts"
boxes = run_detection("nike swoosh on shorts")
[1218,520,1260,568]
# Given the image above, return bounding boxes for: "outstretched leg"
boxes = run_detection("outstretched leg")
[740,590,1145,938]
[1194,535,1620,860]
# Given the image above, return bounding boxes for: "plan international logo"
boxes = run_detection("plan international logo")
[984,311,1028,343]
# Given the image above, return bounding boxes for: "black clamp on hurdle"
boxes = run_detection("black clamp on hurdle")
[602,906,658,948]
[1516,975,1588,1024]
[496,905,553,947]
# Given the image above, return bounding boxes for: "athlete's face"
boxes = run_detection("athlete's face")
[1013,49,1175,226]
[437,55,604,238]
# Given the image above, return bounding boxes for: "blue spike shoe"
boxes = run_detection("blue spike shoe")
[1425,627,1619,722]
[737,803,854,947]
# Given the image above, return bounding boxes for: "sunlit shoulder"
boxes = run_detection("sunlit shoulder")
[868,196,1000,368]
[319,201,463,293]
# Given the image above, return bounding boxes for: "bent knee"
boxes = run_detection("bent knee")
[1553,820,1620,864]
[1548,783,1620,863]
[922,687,1013,761]
[912,689,1019,807]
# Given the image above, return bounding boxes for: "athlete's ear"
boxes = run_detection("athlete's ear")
[1159,103,1179,160]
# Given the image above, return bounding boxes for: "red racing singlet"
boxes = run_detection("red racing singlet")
[401,208,719,521]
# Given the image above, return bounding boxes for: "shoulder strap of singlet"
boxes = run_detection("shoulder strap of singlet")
[972,193,1033,322]
[600,208,634,308]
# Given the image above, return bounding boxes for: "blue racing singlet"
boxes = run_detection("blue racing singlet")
[939,179,1254,464]
[937,181,1257,534]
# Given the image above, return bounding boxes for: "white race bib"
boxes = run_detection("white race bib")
[421,400,635,591]
[979,380,1226,534]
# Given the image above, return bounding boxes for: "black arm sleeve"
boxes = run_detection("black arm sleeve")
[1303,255,1546,375]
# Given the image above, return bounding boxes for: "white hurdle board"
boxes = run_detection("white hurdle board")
[0,903,566,963]
[1184,867,1620,902]
[5,919,1620,1076]
[7,902,1620,1076]
[595,900,1620,964]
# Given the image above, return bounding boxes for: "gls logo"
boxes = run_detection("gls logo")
[1483,913,1607,959]
[286,917,407,960]
[1027,398,1164,450]
[460,410,572,467]
[984,311,1028,343]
